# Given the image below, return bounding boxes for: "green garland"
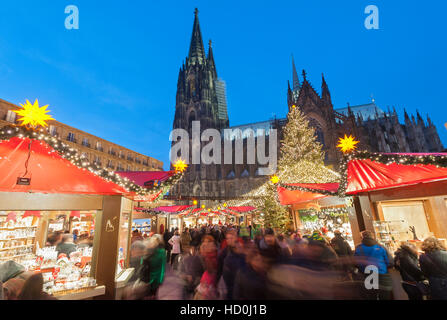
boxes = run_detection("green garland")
[0,125,183,197]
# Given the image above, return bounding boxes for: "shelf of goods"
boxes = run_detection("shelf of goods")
[0,212,101,299]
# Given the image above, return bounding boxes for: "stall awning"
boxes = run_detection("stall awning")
[0,137,128,195]
[115,171,176,187]
[346,158,447,194]
[153,205,193,213]
[278,186,331,206]
[227,206,257,212]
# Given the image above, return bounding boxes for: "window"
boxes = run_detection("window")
[109,147,116,156]
[119,151,124,159]
[135,156,141,164]
[94,155,101,166]
[6,110,16,123]
[96,142,103,152]
[117,163,124,171]
[127,165,132,171]
[67,132,76,142]
[127,154,133,161]
[107,160,114,169]
[241,169,250,177]
[49,125,58,136]
[226,170,235,179]
[82,137,90,147]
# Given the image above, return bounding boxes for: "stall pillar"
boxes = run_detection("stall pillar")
[425,197,447,239]
[347,206,362,246]
[355,195,377,235]
[93,195,122,300]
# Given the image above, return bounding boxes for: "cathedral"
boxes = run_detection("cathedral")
[170,9,444,204]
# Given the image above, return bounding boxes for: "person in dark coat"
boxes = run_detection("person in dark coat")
[354,230,394,300]
[163,229,173,263]
[233,246,270,300]
[18,273,57,300]
[258,228,289,265]
[394,242,427,300]
[223,240,246,300]
[178,246,205,300]
[419,237,447,300]
[331,230,353,279]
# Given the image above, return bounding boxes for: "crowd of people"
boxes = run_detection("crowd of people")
[2,225,446,300]
[124,224,447,300]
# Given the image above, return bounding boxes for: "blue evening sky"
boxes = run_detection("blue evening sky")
[0,0,445,169]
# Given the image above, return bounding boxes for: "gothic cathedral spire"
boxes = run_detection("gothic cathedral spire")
[188,8,206,65]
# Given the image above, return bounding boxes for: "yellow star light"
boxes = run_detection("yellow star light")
[14,99,54,129]
[337,134,359,153]
[292,105,296,109]
[270,175,280,184]
[193,199,198,205]
[173,159,188,172]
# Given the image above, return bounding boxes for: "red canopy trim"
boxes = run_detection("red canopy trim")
[153,205,193,213]
[70,211,81,218]
[277,186,330,206]
[227,206,257,212]
[279,183,339,196]
[115,171,176,187]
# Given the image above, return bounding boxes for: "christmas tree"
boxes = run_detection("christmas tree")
[242,106,339,232]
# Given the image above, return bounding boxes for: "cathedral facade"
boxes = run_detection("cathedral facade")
[170,9,445,205]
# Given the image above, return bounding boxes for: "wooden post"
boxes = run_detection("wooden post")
[93,195,122,300]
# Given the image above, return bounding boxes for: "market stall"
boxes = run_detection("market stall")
[0,117,183,299]
[341,152,447,253]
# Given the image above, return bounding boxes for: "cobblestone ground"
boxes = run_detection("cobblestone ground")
[158,262,227,300]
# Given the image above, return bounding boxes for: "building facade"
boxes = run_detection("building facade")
[171,9,444,205]
[0,98,163,172]
[287,62,444,166]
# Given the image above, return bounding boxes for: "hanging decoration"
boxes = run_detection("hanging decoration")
[173,159,188,173]
[270,175,280,184]
[337,134,359,154]
[13,99,54,129]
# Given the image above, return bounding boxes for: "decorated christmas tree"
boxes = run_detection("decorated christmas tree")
[247,105,339,232]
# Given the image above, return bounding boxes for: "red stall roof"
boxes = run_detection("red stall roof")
[0,137,128,195]
[153,205,193,213]
[346,158,447,194]
[115,171,176,187]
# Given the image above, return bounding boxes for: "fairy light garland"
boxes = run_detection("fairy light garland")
[0,125,184,198]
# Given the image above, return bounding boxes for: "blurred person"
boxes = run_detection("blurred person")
[72,229,79,243]
[142,234,166,299]
[2,278,25,300]
[76,233,92,248]
[277,234,292,256]
[222,240,246,300]
[46,231,62,247]
[194,236,219,300]
[331,230,354,280]
[394,242,427,300]
[18,273,56,300]
[258,228,290,265]
[180,228,192,254]
[354,230,394,300]
[131,229,144,243]
[56,233,77,258]
[419,237,447,300]
[168,230,182,269]
[233,245,270,300]
[178,246,205,300]
[128,241,147,283]
[163,229,173,263]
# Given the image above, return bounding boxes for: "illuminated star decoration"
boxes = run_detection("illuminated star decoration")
[173,159,188,173]
[14,99,54,129]
[270,175,280,184]
[337,135,359,154]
